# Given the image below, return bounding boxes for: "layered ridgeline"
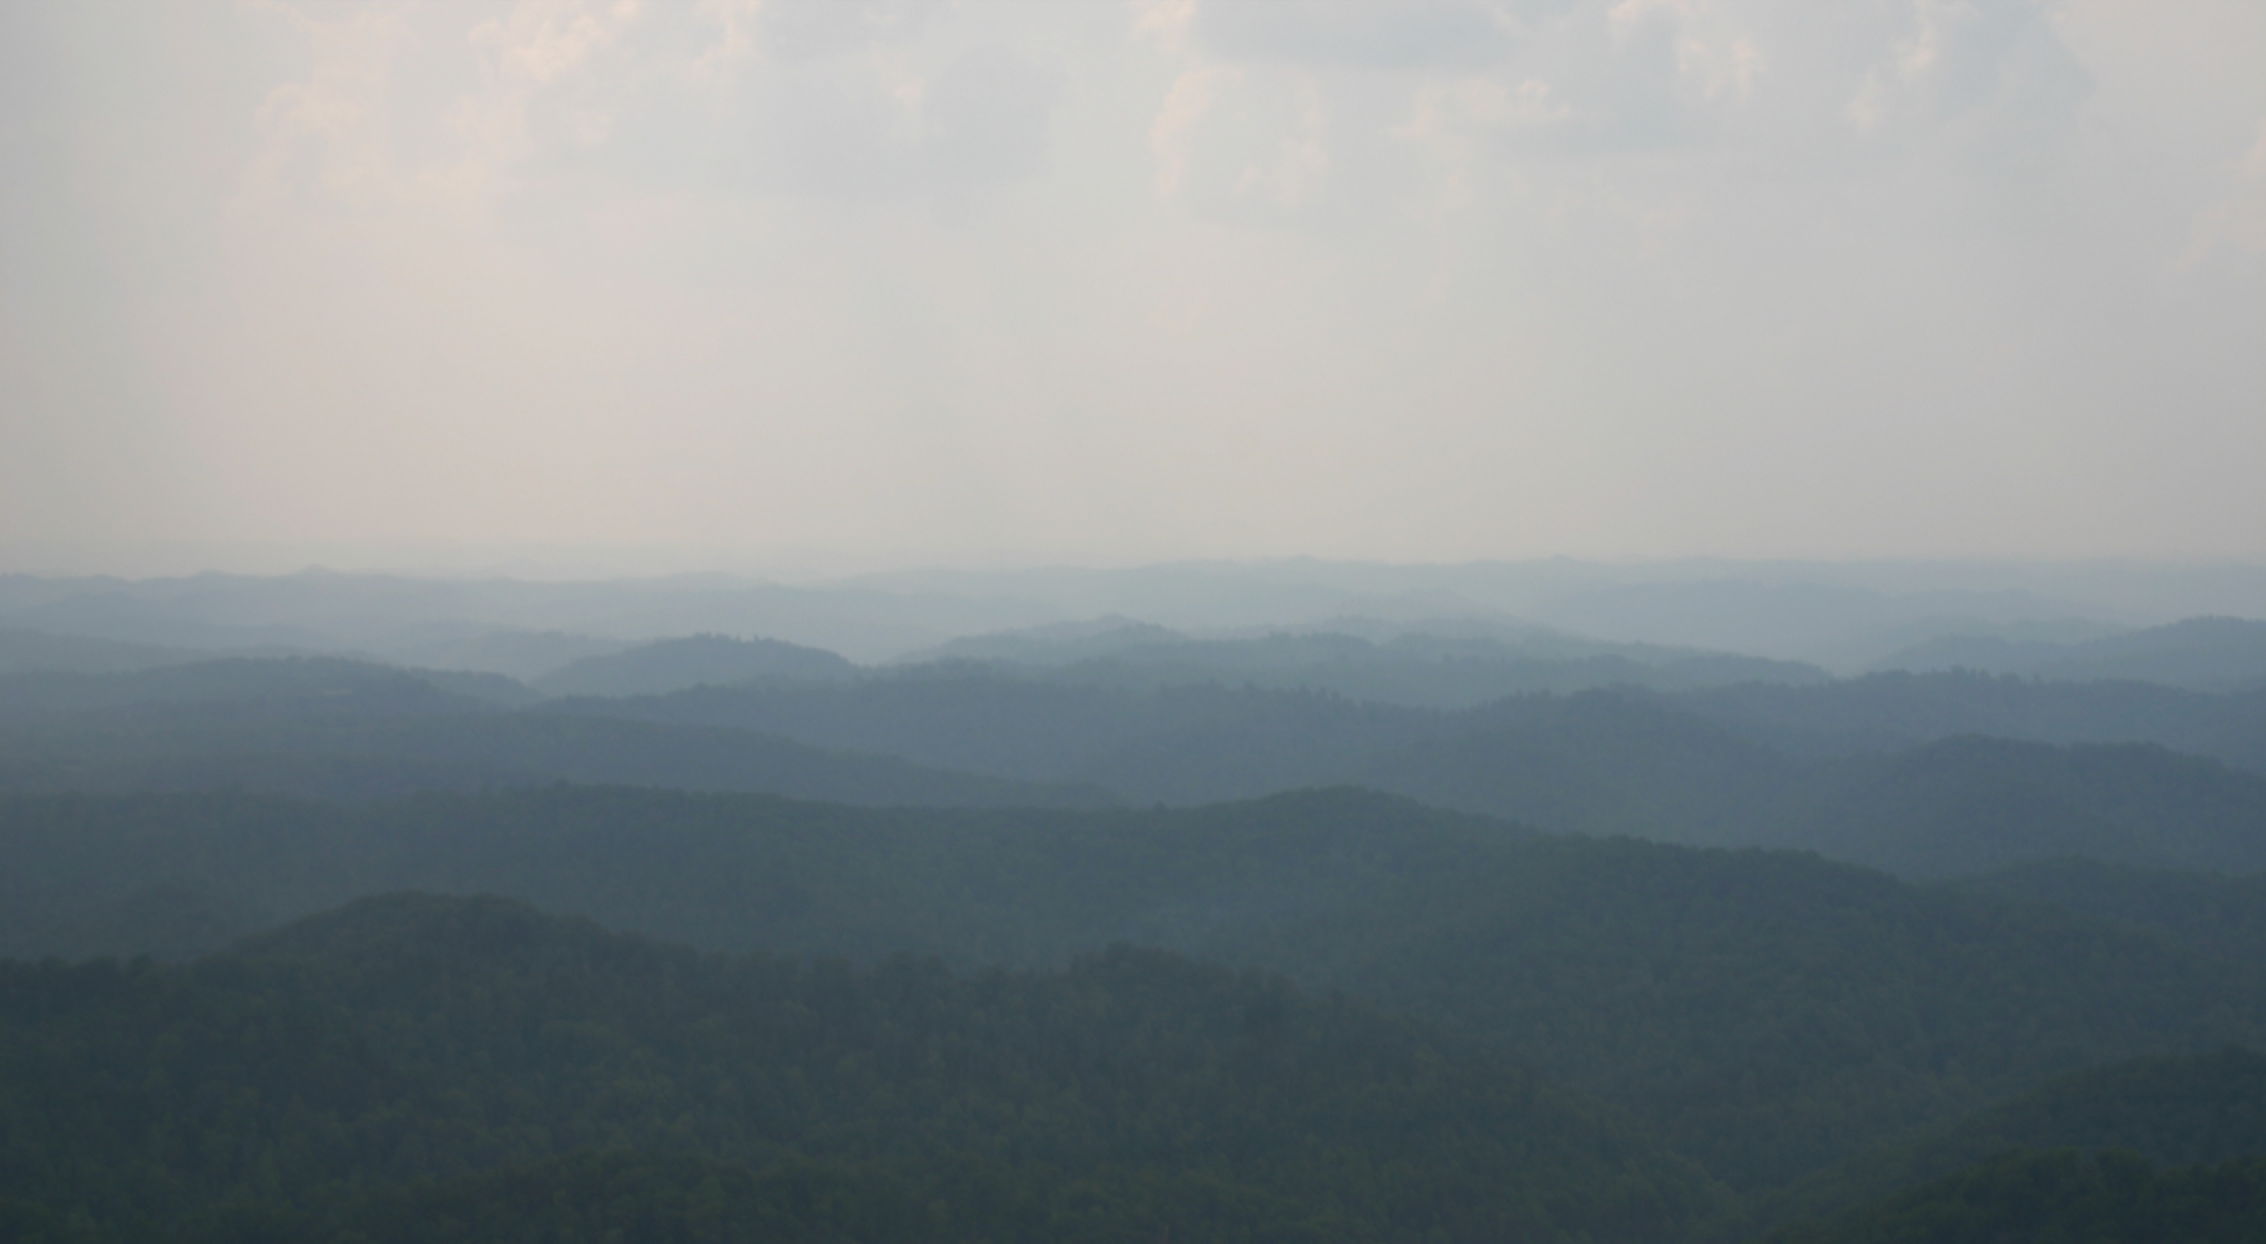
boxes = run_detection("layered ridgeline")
[0,657,1104,809]
[12,646,2265,879]
[554,672,2266,878]
[531,634,859,698]
[6,786,2263,1191]
[1950,857,2266,964]
[1726,1046,2266,1238]
[891,618,1829,707]
[1871,616,2266,692]
[0,892,1724,1244]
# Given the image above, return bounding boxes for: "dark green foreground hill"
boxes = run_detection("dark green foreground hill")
[0,893,1722,1244]
[1756,1150,2266,1244]
[1725,1045,2266,1238]
[7,786,2263,1190]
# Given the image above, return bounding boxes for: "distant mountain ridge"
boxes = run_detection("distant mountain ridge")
[895,614,1828,708]
[9,561,2262,668]
[534,633,858,697]
[4,650,2265,878]
[1875,616,2266,691]
[0,626,207,676]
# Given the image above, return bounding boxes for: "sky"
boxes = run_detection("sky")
[2,0,2262,575]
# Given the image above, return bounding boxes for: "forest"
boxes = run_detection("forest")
[4,571,2266,1240]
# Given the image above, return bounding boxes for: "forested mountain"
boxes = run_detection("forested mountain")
[1359,689,1804,847]
[551,664,2266,789]
[0,656,494,725]
[534,633,858,697]
[550,675,2266,876]
[1756,1150,2266,1244]
[0,709,1102,809]
[545,669,1436,803]
[1679,670,2266,771]
[1351,692,2266,879]
[6,785,2260,1191]
[1777,737,2266,878]
[8,562,2263,668]
[1951,856,2266,963]
[1875,616,2266,691]
[6,572,2265,1237]
[900,620,1827,709]
[0,657,1104,808]
[1727,1046,2266,1237]
[393,627,627,682]
[0,893,1726,1244]
[10,656,2264,878]
[0,627,207,676]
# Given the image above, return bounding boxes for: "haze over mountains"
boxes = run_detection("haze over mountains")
[5,558,2266,1241]
[10,0,2263,1233]
[12,558,2266,668]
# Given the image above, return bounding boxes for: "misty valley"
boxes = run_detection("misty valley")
[6,566,2266,1242]
[12,0,2264,1234]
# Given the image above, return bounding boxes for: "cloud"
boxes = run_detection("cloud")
[2185,117,2266,263]
[237,1,415,210]
[1845,0,2091,160]
[749,0,935,63]
[920,45,1060,184]
[4,0,2261,563]
[1151,66,1232,197]
[1191,0,1514,71]
[701,40,1061,198]
[458,0,637,161]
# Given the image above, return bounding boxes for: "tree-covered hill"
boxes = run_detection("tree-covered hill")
[1680,670,2266,772]
[1361,693,2266,876]
[0,656,496,726]
[0,892,1726,1244]
[532,633,858,697]
[544,667,1439,802]
[1723,1045,2266,1238]
[0,626,204,676]
[9,658,2266,879]
[1950,856,2266,963]
[5,785,2261,1189]
[1776,736,2266,878]
[903,624,1828,709]
[1876,616,2266,692]
[0,659,1106,809]
[540,672,2266,875]
[1753,1150,2266,1244]
[1358,688,1804,847]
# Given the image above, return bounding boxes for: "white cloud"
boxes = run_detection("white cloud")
[458,0,636,163]
[2185,117,2266,263]
[1191,0,1513,71]
[3,0,2262,562]
[237,2,414,210]
[1151,66,1234,197]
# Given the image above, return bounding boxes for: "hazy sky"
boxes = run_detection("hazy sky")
[3,0,2262,571]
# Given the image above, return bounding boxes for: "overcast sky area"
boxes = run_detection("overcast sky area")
[2,0,2262,577]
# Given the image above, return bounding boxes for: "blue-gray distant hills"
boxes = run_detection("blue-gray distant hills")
[0,626,208,676]
[900,616,1830,708]
[1875,616,2266,691]
[532,633,859,697]
[0,656,1103,810]
[8,645,2266,879]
